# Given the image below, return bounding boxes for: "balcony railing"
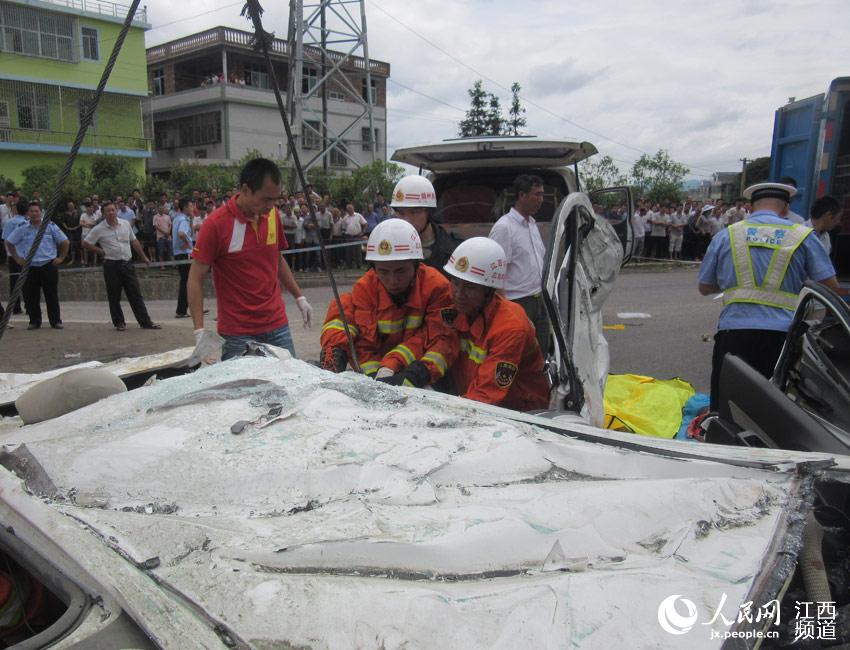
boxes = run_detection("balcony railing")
[0,127,148,151]
[146,26,390,77]
[15,0,148,23]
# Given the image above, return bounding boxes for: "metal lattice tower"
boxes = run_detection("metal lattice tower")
[286,0,376,172]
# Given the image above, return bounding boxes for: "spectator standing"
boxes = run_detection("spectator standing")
[62,201,81,265]
[631,207,646,258]
[5,201,69,330]
[188,158,313,360]
[0,192,14,264]
[293,207,306,272]
[668,206,687,260]
[141,199,157,260]
[171,199,194,318]
[2,198,27,314]
[79,202,98,266]
[153,204,172,261]
[649,206,670,258]
[302,203,321,272]
[116,198,137,235]
[317,201,333,244]
[342,203,367,269]
[488,174,549,352]
[83,201,160,331]
[804,196,842,256]
[330,207,344,268]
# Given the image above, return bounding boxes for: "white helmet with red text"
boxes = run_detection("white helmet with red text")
[390,175,437,208]
[365,218,424,261]
[443,237,506,289]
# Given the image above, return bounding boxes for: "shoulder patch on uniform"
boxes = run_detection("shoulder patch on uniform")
[441,308,458,326]
[495,361,518,388]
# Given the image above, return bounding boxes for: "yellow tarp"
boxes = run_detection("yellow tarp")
[603,374,695,438]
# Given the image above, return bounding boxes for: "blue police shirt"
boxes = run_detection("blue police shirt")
[2,214,26,240]
[698,210,836,332]
[5,221,68,267]
[172,213,193,255]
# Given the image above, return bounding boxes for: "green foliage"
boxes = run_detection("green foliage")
[745,156,770,187]
[579,155,628,193]
[20,163,90,210]
[459,79,527,137]
[144,174,169,201]
[629,149,689,203]
[89,154,143,200]
[169,161,239,198]
[459,80,489,137]
[506,82,527,136]
[303,160,404,208]
[0,175,17,194]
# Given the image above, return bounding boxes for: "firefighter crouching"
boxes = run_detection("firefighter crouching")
[320,218,458,387]
[441,237,550,411]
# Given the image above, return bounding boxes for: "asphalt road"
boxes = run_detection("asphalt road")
[1,267,718,392]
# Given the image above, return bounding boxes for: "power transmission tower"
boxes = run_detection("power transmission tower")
[286,0,377,174]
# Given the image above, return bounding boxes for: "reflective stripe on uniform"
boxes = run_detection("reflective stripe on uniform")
[404,314,423,330]
[725,221,811,312]
[388,344,415,366]
[360,360,380,375]
[321,319,360,337]
[377,319,404,334]
[460,338,487,365]
[421,350,448,375]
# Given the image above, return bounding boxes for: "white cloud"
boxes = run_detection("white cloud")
[141,0,846,178]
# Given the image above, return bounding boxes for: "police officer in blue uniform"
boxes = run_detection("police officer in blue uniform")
[698,182,839,410]
[5,201,69,330]
[2,198,28,316]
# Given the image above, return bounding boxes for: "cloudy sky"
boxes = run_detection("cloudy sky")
[144,0,847,180]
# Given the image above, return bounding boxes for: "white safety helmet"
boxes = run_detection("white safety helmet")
[390,175,437,208]
[365,218,424,262]
[443,237,506,289]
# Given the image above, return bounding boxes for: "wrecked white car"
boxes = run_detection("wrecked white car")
[1,347,849,648]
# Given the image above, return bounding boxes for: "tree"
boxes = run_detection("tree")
[486,93,505,136]
[458,80,489,137]
[579,155,627,193]
[629,149,689,203]
[21,164,90,208]
[90,154,143,200]
[506,82,527,136]
[745,156,770,187]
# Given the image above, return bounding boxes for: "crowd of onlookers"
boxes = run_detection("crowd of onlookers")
[0,185,397,272]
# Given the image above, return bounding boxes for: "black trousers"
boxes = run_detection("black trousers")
[103,260,153,327]
[23,263,61,327]
[7,258,22,313]
[175,254,190,316]
[710,329,787,411]
[514,293,551,355]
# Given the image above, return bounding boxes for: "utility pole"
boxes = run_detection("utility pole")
[286,0,377,175]
[739,157,749,193]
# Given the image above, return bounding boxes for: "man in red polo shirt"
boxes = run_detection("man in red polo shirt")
[187,158,313,360]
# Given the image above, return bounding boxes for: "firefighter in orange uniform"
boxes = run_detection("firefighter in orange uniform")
[443,237,549,411]
[320,218,457,387]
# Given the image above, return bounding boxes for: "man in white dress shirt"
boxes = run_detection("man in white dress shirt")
[488,174,549,353]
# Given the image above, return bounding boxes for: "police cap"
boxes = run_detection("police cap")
[742,182,797,203]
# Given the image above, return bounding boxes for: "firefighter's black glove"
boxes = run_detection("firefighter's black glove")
[321,346,348,373]
[376,360,431,388]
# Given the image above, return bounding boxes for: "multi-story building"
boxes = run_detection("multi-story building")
[145,26,390,174]
[0,0,150,183]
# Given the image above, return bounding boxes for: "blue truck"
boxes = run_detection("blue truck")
[769,77,850,279]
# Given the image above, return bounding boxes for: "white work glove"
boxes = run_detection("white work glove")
[296,296,313,329]
[188,328,224,367]
[375,366,395,380]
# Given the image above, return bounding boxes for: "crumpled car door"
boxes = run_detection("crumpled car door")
[542,189,630,426]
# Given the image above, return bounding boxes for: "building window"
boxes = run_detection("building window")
[81,26,98,60]
[152,69,165,96]
[78,98,96,129]
[330,141,349,167]
[303,120,320,150]
[361,78,377,104]
[247,65,269,89]
[328,90,346,101]
[16,89,49,130]
[0,101,10,142]
[154,123,169,149]
[0,5,75,61]
[175,112,221,147]
[361,127,379,151]
[302,67,318,94]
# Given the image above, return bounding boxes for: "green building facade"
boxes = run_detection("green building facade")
[0,0,150,183]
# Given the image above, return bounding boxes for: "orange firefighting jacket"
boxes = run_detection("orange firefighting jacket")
[447,294,549,411]
[320,265,458,383]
